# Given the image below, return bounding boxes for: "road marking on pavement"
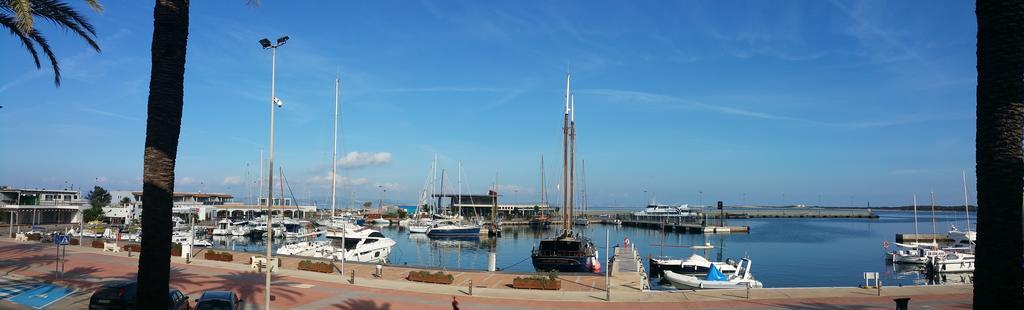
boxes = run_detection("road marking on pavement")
[0,277,41,300]
[7,284,75,309]
[286,283,315,289]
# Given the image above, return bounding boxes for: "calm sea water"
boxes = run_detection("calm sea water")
[208,210,976,288]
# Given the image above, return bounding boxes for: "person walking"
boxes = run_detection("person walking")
[451,296,460,310]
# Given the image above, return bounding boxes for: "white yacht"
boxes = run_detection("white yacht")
[663,258,763,289]
[277,225,395,263]
[891,244,946,265]
[230,222,252,236]
[650,253,738,276]
[947,225,976,246]
[408,219,434,234]
[633,204,697,217]
[212,219,232,236]
[928,252,975,273]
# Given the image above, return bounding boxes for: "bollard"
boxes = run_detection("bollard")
[877,279,882,296]
[746,282,751,299]
[893,297,910,310]
[350,270,356,284]
[375,264,383,278]
[469,280,473,296]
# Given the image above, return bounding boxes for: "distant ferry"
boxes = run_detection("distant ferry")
[633,204,698,217]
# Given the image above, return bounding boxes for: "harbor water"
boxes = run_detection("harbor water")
[207,210,974,289]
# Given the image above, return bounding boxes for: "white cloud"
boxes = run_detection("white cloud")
[307,171,371,187]
[222,176,243,185]
[337,152,392,168]
[177,177,196,186]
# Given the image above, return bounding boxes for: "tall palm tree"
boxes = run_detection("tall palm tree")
[1,0,102,86]
[975,1,1024,308]
[136,0,188,308]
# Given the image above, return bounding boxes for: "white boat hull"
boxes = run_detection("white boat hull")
[664,270,762,290]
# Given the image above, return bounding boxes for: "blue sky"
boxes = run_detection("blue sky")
[0,0,977,207]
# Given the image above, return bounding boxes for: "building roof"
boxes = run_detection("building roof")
[130,191,234,199]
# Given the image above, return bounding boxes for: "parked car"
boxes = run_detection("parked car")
[88,281,190,310]
[194,291,243,310]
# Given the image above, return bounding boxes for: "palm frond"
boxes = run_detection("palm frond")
[83,0,101,12]
[9,0,30,32]
[25,0,100,51]
[24,25,61,85]
[0,14,41,68]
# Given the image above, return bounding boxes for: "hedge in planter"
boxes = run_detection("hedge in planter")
[298,260,334,273]
[122,244,142,252]
[69,238,80,246]
[204,250,233,262]
[512,272,561,290]
[91,240,104,248]
[407,271,454,284]
[171,243,182,256]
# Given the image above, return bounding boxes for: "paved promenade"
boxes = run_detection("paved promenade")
[0,238,972,309]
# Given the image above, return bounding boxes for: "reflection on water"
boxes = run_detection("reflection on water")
[205,210,974,288]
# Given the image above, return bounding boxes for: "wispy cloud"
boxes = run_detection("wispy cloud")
[581,88,966,129]
[337,152,392,169]
[222,176,243,185]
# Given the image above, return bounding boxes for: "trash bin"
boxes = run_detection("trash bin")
[893,297,910,310]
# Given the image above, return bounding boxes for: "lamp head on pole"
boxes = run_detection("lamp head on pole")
[259,38,272,49]
[276,36,290,45]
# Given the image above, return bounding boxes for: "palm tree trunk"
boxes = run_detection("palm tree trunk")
[137,0,189,309]
[975,1,1024,308]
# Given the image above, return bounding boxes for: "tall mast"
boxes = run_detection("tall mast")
[458,161,462,218]
[540,155,546,206]
[569,92,576,230]
[961,170,972,232]
[259,148,263,204]
[929,192,937,245]
[912,194,919,238]
[330,77,340,219]
[930,191,937,244]
[562,73,571,234]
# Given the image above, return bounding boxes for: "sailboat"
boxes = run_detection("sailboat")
[426,168,481,238]
[531,73,599,273]
[530,155,552,228]
[947,171,977,246]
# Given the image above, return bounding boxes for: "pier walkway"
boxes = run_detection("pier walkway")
[610,245,649,291]
[0,238,972,309]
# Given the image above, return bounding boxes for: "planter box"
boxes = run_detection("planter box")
[69,238,80,246]
[204,251,233,262]
[92,240,104,248]
[512,278,561,290]
[122,244,141,252]
[298,260,334,273]
[407,271,454,285]
[27,234,41,241]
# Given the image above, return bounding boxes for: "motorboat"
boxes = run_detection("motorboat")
[649,254,738,277]
[212,219,232,236]
[927,252,975,273]
[230,223,252,236]
[947,225,976,246]
[891,243,945,264]
[277,225,395,263]
[370,218,391,225]
[528,214,551,228]
[408,220,433,234]
[663,258,763,290]
[573,217,590,226]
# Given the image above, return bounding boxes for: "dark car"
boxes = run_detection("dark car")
[194,291,243,310]
[88,281,190,310]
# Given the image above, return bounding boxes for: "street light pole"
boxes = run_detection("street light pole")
[260,35,288,310]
